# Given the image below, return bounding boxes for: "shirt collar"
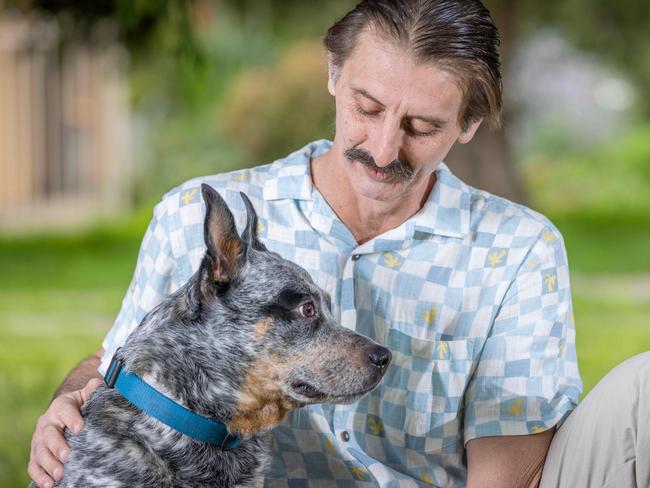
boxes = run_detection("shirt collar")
[262,139,331,201]
[262,139,471,239]
[407,162,471,239]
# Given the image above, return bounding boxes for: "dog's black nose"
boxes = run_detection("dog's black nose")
[368,346,392,369]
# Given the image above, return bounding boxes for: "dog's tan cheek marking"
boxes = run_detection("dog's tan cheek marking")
[229,355,297,436]
[254,318,273,339]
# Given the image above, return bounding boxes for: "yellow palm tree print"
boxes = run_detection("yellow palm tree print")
[324,436,337,455]
[544,274,557,293]
[233,170,250,181]
[257,220,266,235]
[506,398,523,416]
[181,188,198,205]
[383,252,400,268]
[368,417,384,436]
[542,228,558,243]
[350,467,368,480]
[422,306,437,326]
[437,341,449,359]
[488,250,507,267]
[420,470,433,484]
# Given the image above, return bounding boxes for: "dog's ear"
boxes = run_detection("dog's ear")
[201,184,243,287]
[240,191,268,252]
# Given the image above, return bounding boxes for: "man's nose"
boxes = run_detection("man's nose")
[369,118,404,167]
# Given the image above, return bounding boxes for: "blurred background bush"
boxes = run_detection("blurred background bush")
[0,0,649,486]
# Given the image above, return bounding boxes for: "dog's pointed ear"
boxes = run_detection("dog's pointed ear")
[201,184,243,287]
[240,192,268,252]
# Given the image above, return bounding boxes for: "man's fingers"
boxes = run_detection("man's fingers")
[29,445,63,488]
[29,381,99,487]
[80,378,102,402]
[28,459,55,488]
[53,396,85,434]
[36,446,64,480]
[43,424,69,463]
[29,380,99,487]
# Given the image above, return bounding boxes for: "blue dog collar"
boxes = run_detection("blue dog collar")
[104,348,241,450]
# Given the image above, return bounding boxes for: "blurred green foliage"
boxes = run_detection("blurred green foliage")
[220,40,334,165]
[488,0,650,115]
[524,124,650,217]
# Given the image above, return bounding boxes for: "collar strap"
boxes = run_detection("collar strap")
[104,348,240,450]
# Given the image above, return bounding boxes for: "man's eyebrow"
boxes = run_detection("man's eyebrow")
[353,87,386,107]
[352,87,448,129]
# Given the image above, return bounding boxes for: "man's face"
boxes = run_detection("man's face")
[328,29,482,203]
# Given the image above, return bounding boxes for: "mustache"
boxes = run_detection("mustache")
[344,148,414,182]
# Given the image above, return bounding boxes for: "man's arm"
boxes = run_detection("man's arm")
[466,429,555,488]
[28,348,105,488]
[53,349,104,397]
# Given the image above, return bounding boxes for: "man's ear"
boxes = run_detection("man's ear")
[200,184,243,287]
[458,118,484,144]
[327,54,338,97]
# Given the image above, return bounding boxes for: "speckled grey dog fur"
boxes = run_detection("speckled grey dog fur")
[34,185,391,488]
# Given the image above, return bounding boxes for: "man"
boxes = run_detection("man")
[29,1,650,487]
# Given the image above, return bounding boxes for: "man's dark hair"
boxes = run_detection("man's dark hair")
[324,0,503,129]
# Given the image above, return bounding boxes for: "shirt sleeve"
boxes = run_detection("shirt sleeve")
[463,226,583,443]
[99,197,176,374]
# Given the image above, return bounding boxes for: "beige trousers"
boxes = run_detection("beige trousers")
[540,352,650,488]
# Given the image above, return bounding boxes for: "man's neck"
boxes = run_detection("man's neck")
[310,150,436,245]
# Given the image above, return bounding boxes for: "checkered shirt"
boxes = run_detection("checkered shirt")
[100,139,582,487]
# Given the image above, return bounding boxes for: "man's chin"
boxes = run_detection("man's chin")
[345,165,406,201]
[352,176,410,202]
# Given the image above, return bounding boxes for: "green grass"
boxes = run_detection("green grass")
[573,291,650,395]
[1,210,649,487]
[552,212,650,274]
[0,212,148,487]
[0,291,114,488]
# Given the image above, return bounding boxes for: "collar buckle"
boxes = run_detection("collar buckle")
[220,430,241,450]
[104,347,124,388]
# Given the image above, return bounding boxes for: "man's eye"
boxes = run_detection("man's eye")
[299,302,317,318]
[408,127,436,137]
[356,105,379,117]
[402,121,438,137]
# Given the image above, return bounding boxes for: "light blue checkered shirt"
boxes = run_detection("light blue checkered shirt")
[100,139,582,487]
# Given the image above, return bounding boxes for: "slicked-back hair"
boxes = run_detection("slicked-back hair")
[324,0,503,129]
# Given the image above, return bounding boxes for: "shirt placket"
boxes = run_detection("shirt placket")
[331,249,375,482]
[306,191,422,483]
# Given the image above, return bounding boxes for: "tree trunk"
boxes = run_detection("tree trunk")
[445,123,526,204]
[445,0,528,205]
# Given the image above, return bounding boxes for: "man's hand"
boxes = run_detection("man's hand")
[28,362,103,488]
[28,349,104,487]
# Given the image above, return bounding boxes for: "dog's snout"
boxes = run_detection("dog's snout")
[368,346,392,369]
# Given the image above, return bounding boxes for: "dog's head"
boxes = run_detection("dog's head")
[191,184,391,434]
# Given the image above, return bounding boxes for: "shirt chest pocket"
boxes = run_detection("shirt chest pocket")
[380,329,477,451]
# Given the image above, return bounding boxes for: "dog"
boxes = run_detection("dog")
[35,184,392,487]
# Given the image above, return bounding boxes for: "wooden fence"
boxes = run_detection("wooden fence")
[0,12,131,230]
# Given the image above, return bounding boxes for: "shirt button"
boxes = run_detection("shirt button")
[340,431,350,442]
[351,254,361,261]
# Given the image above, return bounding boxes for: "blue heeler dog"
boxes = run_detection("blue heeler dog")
[36,184,392,487]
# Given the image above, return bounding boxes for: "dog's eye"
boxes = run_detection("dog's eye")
[299,302,317,318]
